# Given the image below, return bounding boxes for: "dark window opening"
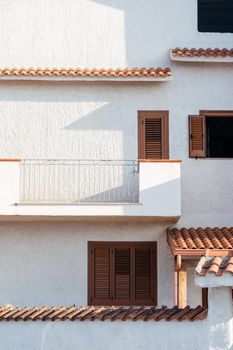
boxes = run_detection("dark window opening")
[198,0,233,33]
[206,117,233,157]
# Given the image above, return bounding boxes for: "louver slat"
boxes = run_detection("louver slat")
[189,115,206,157]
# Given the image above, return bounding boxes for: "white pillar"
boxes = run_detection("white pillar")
[208,287,233,350]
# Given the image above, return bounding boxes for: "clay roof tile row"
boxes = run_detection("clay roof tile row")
[171,48,233,58]
[168,227,233,252]
[0,67,172,78]
[0,305,207,322]
[196,256,233,276]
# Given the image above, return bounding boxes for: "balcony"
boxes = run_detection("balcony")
[0,159,181,220]
[19,160,139,204]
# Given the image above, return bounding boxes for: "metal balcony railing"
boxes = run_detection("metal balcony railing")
[19,159,139,203]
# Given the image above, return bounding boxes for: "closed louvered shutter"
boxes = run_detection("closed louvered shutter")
[135,247,154,304]
[189,115,206,157]
[138,111,169,159]
[88,242,157,306]
[89,246,112,305]
[114,248,131,303]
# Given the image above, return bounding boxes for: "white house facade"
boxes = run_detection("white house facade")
[0,1,232,349]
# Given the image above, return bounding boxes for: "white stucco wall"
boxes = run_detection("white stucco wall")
[0,0,232,68]
[0,320,209,350]
[0,221,201,307]
[0,2,232,348]
[0,0,232,226]
[0,66,233,225]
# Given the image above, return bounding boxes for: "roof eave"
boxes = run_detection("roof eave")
[0,75,172,82]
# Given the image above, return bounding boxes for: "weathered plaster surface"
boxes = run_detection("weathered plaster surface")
[0,0,232,68]
[0,65,232,225]
[0,320,209,350]
[0,0,232,225]
[0,222,201,307]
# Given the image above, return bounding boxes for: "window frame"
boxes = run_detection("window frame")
[88,241,157,306]
[138,110,169,160]
[189,110,233,159]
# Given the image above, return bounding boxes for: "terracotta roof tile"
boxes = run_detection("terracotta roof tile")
[0,67,172,79]
[196,256,233,276]
[171,48,233,58]
[167,227,233,255]
[0,305,207,322]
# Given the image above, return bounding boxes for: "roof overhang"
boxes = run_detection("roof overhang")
[167,228,233,257]
[195,256,233,287]
[170,48,233,63]
[0,67,172,82]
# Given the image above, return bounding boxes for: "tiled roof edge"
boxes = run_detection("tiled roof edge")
[0,305,207,321]
[167,227,233,252]
[196,256,233,276]
[0,67,172,79]
[171,48,233,58]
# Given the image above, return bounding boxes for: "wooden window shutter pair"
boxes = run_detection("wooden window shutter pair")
[138,111,169,159]
[88,242,157,306]
[189,115,206,157]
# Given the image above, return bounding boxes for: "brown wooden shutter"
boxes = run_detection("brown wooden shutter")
[189,115,206,157]
[113,248,131,304]
[88,245,112,305]
[134,246,156,305]
[138,111,169,159]
[88,242,157,306]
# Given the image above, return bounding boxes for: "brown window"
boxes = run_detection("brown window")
[88,241,157,306]
[138,111,169,159]
[189,111,233,158]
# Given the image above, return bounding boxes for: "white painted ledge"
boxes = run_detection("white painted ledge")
[0,76,172,82]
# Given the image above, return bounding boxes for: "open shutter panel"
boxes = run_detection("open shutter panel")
[189,115,206,157]
[113,248,131,304]
[134,247,156,305]
[92,247,111,304]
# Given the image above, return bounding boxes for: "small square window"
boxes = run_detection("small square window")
[198,0,233,33]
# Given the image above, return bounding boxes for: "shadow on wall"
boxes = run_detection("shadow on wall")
[123,176,181,216]
[88,0,174,67]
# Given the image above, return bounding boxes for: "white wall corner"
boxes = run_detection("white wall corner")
[207,287,233,350]
[139,161,181,217]
[0,161,20,208]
